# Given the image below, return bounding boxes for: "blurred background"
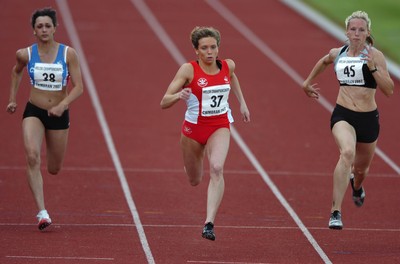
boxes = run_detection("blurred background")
[303,0,400,64]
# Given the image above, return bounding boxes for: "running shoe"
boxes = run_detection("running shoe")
[36,210,52,231]
[328,210,343,230]
[202,222,216,241]
[350,175,365,207]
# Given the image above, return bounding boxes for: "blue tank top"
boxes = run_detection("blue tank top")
[334,45,377,89]
[27,43,69,91]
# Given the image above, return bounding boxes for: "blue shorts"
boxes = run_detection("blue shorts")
[23,101,70,130]
[330,104,379,143]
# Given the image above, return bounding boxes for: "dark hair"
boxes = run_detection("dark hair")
[190,26,221,49]
[31,7,57,28]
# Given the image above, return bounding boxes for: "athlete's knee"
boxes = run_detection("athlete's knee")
[25,149,41,169]
[47,164,62,175]
[186,169,203,186]
[340,147,355,165]
[210,162,224,176]
[353,166,369,177]
[189,178,201,186]
[188,173,202,186]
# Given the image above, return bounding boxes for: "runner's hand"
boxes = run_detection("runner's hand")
[179,88,192,101]
[6,102,17,114]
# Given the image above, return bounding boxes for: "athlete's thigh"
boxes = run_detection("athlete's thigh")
[331,121,357,151]
[45,129,69,164]
[22,117,45,154]
[180,134,205,179]
[206,128,230,165]
[180,134,205,164]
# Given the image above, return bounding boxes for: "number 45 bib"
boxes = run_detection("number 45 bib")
[201,84,230,117]
[336,57,365,86]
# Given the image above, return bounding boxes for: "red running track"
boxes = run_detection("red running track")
[0,0,399,263]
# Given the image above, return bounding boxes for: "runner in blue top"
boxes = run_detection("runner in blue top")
[6,7,84,231]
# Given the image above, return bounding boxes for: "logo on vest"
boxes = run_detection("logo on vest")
[197,78,208,87]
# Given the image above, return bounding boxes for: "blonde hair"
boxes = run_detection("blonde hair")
[190,26,221,49]
[345,11,374,45]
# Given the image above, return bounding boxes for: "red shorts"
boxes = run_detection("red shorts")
[182,120,230,145]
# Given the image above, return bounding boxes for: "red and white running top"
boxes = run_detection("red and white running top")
[184,60,234,125]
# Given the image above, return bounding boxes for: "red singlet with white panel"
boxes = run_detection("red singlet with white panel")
[184,60,234,125]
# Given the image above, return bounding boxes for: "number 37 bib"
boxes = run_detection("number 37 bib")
[201,84,230,117]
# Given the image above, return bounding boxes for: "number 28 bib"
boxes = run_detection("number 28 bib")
[33,62,64,91]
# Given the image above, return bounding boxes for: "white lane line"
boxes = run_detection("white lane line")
[230,127,333,264]
[129,0,186,65]
[131,0,330,263]
[55,1,155,263]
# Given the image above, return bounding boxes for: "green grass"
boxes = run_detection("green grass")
[301,0,400,64]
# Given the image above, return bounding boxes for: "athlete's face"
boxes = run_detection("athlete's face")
[196,37,219,64]
[346,18,370,45]
[33,16,56,42]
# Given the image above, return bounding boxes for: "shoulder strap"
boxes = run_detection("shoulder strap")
[333,45,348,67]
[29,44,39,62]
[27,47,31,61]
[216,59,222,70]
[339,45,348,55]
[62,45,69,63]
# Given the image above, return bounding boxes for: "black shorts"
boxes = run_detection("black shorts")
[23,101,70,130]
[330,104,379,143]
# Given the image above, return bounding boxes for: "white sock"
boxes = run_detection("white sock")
[37,209,49,219]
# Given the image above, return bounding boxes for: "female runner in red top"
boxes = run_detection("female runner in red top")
[161,26,250,240]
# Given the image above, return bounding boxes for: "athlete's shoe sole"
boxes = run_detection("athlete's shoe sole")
[38,218,52,231]
[202,222,216,241]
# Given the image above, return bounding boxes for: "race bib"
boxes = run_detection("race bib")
[33,62,64,91]
[201,84,230,116]
[336,57,365,86]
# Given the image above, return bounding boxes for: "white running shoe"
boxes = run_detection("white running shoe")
[36,210,52,231]
[328,210,343,230]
